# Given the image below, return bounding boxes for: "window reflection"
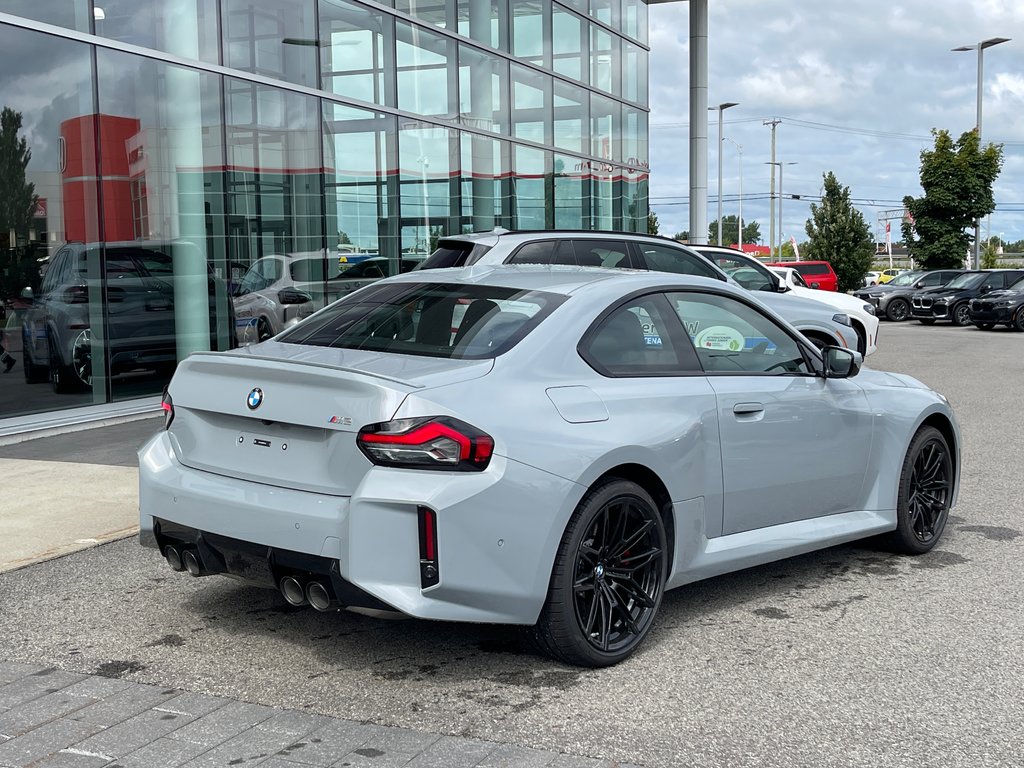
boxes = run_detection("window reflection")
[512,145,548,230]
[461,133,509,231]
[553,154,584,229]
[552,6,586,83]
[554,80,587,153]
[320,0,395,107]
[457,0,506,50]
[223,0,318,87]
[92,0,220,63]
[591,24,619,95]
[511,65,551,145]
[459,45,508,133]
[396,21,456,117]
[399,122,456,251]
[511,0,547,68]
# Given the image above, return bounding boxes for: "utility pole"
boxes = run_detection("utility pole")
[764,118,781,257]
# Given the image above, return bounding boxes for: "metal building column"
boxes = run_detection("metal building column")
[688,0,708,244]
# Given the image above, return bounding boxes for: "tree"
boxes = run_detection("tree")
[902,129,1003,269]
[981,239,1000,269]
[673,230,689,242]
[708,215,761,246]
[0,107,37,237]
[337,230,352,245]
[647,211,659,235]
[804,171,874,293]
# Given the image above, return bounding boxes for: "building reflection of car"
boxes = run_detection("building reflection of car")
[21,240,235,393]
[968,274,1024,331]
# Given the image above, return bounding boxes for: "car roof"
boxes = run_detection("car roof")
[438,229,703,249]
[378,263,743,298]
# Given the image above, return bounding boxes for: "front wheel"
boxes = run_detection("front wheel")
[533,480,667,667]
[952,303,971,327]
[885,298,910,322]
[882,426,953,555]
[1014,309,1024,332]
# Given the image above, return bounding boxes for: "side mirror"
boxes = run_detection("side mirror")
[823,346,862,379]
[810,281,821,289]
[278,287,312,305]
[20,287,33,300]
[979,285,991,294]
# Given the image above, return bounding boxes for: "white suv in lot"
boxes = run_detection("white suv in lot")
[418,230,862,353]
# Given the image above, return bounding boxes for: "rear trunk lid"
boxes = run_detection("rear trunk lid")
[166,343,492,495]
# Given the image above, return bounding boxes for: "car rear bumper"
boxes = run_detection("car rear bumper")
[139,431,577,625]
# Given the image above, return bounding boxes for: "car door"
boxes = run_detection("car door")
[665,289,875,535]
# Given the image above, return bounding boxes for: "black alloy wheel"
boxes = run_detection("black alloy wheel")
[883,426,953,555]
[885,298,910,322]
[1015,308,1024,332]
[952,303,971,327]
[973,322,995,331]
[534,480,666,667]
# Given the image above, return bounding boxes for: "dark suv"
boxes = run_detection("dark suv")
[910,269,1024,326]
[21,241,235,393]
[853,269,965,322]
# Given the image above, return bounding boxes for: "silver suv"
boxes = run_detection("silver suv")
[418,230,858,351]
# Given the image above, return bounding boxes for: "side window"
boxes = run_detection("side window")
[983,273,1006,290]
[581,296,693,376]
[708,254,775,292]
[668,291,811,375]
[42,251,67,293]
[635,244,723,280]
[570,240,632,268]
[509,240,573,265]
[105,251,144,279]
[920,273,944,286]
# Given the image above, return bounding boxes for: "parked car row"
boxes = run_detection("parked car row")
[853,267,1024,330]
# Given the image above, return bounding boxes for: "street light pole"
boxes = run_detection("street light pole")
[724,137,743,249]
[953,36,1011,269]
[709,102,738,245]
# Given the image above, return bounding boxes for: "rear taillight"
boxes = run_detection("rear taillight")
[357,416,494,471]
[63,286,89,304]
[161,390,174,430]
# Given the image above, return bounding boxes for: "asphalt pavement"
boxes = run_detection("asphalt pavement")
[2,321,1024,767]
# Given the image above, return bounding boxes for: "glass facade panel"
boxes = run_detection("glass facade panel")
[1,0,648,427]
[93,0,220,63]
[510,64,551,145]
[320,0,395,107]
[512,145,549,230]
[461,133,509,231]
[399,122,456,252]
[554,80,587,154]
[457,0,506,50]
[622,104,647,167]
[223,0,319,88]
[0,26,101,415]
[396,21,456,118]
[623,40,647,105]
[551,5,586,83]
[459,44,508,133]
[553,154,585,229]
[510,0,548,68]
[590,24,619,95]
[591,92,619,162]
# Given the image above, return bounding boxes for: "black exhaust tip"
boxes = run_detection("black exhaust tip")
[183,549,203,577]
[306,581,334,612]
[164,545,185,572]
[280,576,308,606]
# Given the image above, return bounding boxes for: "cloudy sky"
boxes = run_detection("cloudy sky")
[647,0,1024,249]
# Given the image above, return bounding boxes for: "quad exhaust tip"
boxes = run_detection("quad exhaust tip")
[306,581,333,612]
[280,576,308,606]
[164,546,184,572]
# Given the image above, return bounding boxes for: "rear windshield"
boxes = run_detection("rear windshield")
[793,263,832,276]
[278,281,566,359]
[417,241,492,270]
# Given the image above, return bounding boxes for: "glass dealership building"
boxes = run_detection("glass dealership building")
[0,0,648,429]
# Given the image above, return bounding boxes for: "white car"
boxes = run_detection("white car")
[864,271,881,287]
[770,266,879,355]
[690,245,879,356]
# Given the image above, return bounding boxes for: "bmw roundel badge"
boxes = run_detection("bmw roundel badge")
[246,387,264,410]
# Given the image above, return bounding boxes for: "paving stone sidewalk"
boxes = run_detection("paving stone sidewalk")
[0,660,640,768]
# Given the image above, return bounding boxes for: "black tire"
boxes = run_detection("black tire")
[918,318,935,325]
[973,322,994,331]
[1014,308,1024,332]
[533,480,667,667]
[885,298,910,322]
[881,426,953,555]
[951,302,971,327]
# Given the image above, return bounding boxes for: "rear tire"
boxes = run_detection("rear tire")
[533,480,667,667]
[885,298,910,322]
[21,332,47,384]
[880,426,953,555]
[1014,308,1024,332]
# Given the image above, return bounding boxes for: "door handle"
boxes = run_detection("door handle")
[732,402,764,415]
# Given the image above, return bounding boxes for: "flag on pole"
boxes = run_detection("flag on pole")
[790,236,800,261]
[885,221,892,257]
